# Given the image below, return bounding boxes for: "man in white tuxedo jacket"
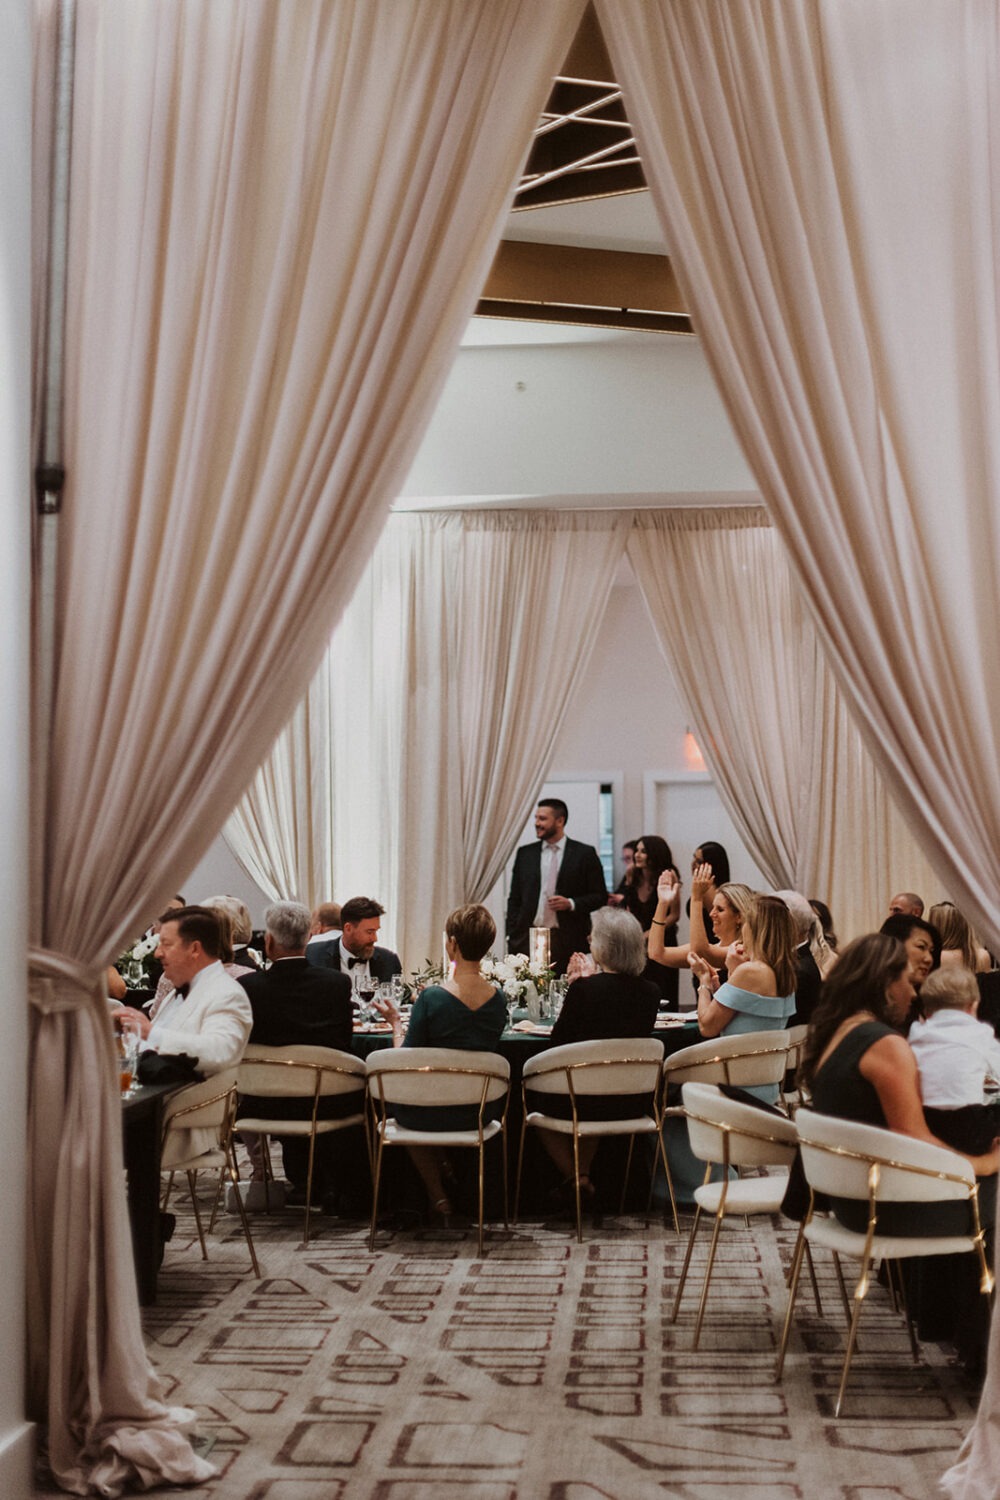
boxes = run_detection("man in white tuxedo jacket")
[119,905,252,1165]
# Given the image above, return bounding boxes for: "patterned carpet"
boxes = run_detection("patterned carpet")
[92,1173,987,1500]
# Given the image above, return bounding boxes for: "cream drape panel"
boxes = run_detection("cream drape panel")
[227,510,629,969]
[31,2,585,1491]
[597,0,1000,951]
[628,509,941,940]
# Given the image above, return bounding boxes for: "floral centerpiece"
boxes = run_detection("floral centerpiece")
[117,930,160,989]
[481,951,555,1006]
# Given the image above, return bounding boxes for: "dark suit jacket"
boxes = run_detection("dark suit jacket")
[790,944,822,1027]
[239,958,355,1120]
[304,935,402,981]
[506,836,608,968]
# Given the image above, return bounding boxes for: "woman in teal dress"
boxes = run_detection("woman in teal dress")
[662,894,798,1203]
[376,903,507,1224]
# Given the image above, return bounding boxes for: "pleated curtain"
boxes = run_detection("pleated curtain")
[29,1,585,1491]
[628,508,942,941]
[227,510,630,968]
[597,0,1000,951]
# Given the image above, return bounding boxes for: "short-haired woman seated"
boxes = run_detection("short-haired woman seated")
[376,903,506,1227]
[533,907,660,1207]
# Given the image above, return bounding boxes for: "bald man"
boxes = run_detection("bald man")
[888,891,924,919]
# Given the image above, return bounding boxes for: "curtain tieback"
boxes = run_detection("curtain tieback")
[29,945,103,1014]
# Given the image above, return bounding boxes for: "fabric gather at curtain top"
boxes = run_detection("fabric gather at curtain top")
[30,1,586,1491]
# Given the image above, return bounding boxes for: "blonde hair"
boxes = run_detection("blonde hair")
[920,965,979,1015]
[928,902,980,972]
[742,895,797,997]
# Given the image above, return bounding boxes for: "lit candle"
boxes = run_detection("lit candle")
[529,926,550,970]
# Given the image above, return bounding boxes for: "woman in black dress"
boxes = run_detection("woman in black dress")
[616,834,681,1010]
[535,907,660,1200]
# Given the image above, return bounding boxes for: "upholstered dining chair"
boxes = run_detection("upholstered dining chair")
[658,1028,793,1227]
[235,1044,368,1245]
[517,1037,666,1242]
[365,1048,510,1255]
[776,1109,994,1417]
[160,1065,260,1277]
[672,1082,799,1348]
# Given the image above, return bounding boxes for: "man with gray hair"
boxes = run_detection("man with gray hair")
[239,901,356,1207]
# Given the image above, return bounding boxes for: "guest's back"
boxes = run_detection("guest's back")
[550,971,660,1047]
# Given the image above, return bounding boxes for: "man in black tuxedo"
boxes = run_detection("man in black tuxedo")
[506,798,608,974]
[305,895,402,986]
[239,901,360,1209]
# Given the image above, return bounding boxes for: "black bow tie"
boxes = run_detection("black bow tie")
[174,983,190,999]
[346,956,364,969]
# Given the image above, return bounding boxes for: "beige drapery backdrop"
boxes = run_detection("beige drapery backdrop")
[597,0,1000,951]
[30,1,585,1491]
[595,6,1000,1488]
[628,508,942,941]
[227,510,630,968]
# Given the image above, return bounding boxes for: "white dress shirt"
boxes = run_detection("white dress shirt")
[534,836,568,926]
[909,1008,1000,1108]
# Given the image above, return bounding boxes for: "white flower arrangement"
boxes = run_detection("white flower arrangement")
[117,929,161,987]
[481,951,554,1000]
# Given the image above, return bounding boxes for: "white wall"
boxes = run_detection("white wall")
[400,331,756,503]
[180,837,272,929]
[0,0,36,1488]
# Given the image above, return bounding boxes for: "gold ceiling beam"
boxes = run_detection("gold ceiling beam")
[477,240,691,334]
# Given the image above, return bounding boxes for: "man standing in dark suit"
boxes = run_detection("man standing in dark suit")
[305,895,402,987]
[240,901,359,1210]
[506,799,608,974]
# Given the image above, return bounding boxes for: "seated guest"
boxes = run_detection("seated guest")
[117,906,252,1164]
[688,894,798,1099]
[888,890,925,919]
[909,967,1000,1156]
[306,895,402,985]
[928,901,992,974]
[647,865,755,980]
[797,933,999,1228]
[375,904,506,1226]
[798,933,1000,1371]
[204,894,259,969]
[308,901,342,945]
[203,897,255,979]
[880,911,941,1018]
[809,898,838,954]
[775,889,836,1024]
[659,894,796,1207]
[239,901,356,1208]
[536,908,660,1204]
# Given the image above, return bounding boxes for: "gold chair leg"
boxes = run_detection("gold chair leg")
[501,1123,509,1230]
[187,1170,208,1260]
[368,1135,385,1253]
[513,1114,528,1225]
[620,1135,636,1215]
[207,1168,225,1234]
[572,1130,583,1244]
[835,1264,871,1419]
[832,1251,853,1333]
[653,1125,680,1235]
[803,1241,823,1318]
[162,1171,175,1212]
[477,1144,485,1257]
[775,1225,807,1381]
[671,1205,702,1323]
[691,1207,725,1350]
[303,1129,318,1247]
[226,1139,261,1278]
[262,1136,273,1213]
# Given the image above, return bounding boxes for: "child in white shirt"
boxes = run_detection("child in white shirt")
[909,966,1000,1154]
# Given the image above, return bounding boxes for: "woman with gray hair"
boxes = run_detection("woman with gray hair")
[534,908,661,1204]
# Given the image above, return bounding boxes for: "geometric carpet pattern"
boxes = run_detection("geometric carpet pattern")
[122,1184,983,1500]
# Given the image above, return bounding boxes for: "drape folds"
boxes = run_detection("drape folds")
[30,1,584,1491]
[227,510,629,968]
[597,0,1000,951]
[628,508,941,941]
